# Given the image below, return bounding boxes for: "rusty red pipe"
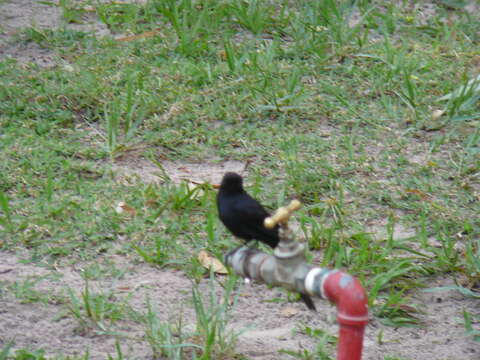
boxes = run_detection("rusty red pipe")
[320,270,369,360]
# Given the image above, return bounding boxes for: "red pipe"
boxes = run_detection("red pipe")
[322,271,369,360]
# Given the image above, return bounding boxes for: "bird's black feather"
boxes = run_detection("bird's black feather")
[217,172,280,248]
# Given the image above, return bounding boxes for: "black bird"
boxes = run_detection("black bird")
[217,172,316,311]
[217,172,280,248]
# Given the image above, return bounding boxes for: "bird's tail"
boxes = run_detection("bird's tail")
[300,293,316,311]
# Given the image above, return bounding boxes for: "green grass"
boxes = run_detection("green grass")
[1,0,479,358]
[64,280,135,334]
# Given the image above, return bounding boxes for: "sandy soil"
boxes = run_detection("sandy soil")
[0,0,111,66]
[0,1,479,359]
[0,250,478,360]
[113,158,246,185]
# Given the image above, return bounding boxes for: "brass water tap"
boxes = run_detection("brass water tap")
[264,199,301,229]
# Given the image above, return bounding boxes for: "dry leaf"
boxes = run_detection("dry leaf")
[63,64,74,72]
[117,286,132,291]
[115,201,137,216]
[217,50,227,60]
[198,250,228,275]
[405,188,429,200]
[281,306,299,318]
[431,109,445,121]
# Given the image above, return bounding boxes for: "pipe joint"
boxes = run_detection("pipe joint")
[323,271,369,327]
[224,246,369,360]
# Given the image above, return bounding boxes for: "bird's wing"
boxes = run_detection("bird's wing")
[232,197,270,223]
[232,197,279,246]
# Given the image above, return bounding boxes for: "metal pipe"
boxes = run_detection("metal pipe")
[306,268,368,360]
[224,200,368,359]
[225,246,368,360]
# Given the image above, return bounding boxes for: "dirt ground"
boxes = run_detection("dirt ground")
[0,249,478,360]
[0,1,479,359]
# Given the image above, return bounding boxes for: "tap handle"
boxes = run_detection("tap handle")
[264,199,301,229]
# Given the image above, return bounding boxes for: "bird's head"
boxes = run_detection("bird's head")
[220,172,244,193]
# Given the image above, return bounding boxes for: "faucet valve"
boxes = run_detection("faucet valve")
[264,199,301,229]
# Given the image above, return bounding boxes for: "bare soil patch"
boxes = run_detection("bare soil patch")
[113,158,246,185]
[0,0,109,67]
[1,251,478,359]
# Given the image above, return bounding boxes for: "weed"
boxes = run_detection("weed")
[66,281,131,333]
[107,341,125,360]
[191,274,243,359]
[463,309,480,342]
[0,341,14,360]
[280,325,336,359]
[438,74,480,126]
[144,299,199,359]
[79,261,128,281]
[9,277,51,304]
[96,2,142,31]
[57,0,88,24]
[143,275,241,360]
[228,0,276,35]
[222,37,249,74]
[152,0,225,56]
[9,348,47,360]
[0,190,13,233]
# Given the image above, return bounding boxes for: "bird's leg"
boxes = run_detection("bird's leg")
[243,246,257,284]
[231,240,258,284]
